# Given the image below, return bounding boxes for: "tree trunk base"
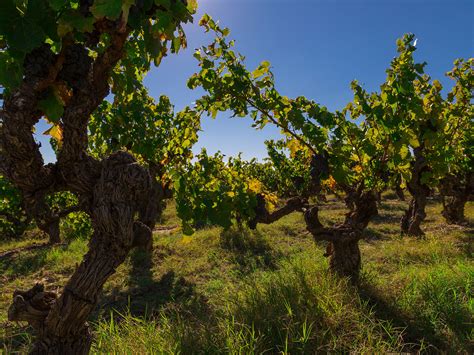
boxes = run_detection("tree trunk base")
[327,240,361,280]
[442,195,467,225]
[38,218,61,244]
[31,326,92,355]
[401,197,426,236]
[395,186,405,201]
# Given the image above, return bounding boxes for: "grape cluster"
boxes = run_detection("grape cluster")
[58,44,93,91]
[79,0,93,15]
[310,152,329,180]
[248,193,267,229]
[23,44,55,83]
[292,176,305,191]
[381,170,390,183]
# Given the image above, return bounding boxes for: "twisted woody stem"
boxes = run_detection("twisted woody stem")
[2,17,162,354]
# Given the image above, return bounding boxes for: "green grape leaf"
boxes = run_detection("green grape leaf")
[49,0,65,11]
[0,53,22,89]
[7,18,45,53]
[91,0,123,19]
[58,11,95,36]
[38,91,64,123]
[155,0,171,9]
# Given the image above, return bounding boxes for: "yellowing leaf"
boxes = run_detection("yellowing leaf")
[399,145,409,159]
[43,124,63,142]
[287,139,303,158]
[181,235,193,244]
[409,136,420,148]
[263,192,278,212]
[353,165,363,173]
[248,178,262,193]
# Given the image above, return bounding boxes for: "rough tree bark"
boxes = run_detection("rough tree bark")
[8,152,154,353]
[248,194,307,229]
[342,185,357,211]
[440,173,473,225]
[401,147,431,236]
[304,189,378,280]
[1,17,162,353]
[132,162,173,251]
[36,205,81,244]
[395,184,405,201]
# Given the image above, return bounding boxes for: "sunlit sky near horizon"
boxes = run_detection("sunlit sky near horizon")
[36,0,474,163]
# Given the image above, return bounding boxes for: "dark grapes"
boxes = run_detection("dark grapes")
[23,44,55,83]
[58,44,93,91]
[310,151,329,180]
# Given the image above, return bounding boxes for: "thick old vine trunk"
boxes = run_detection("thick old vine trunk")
[327,239,361,279]
[401,147,430,236]
[395,185,405,201]
[8,152,155,354]
[132,162,173,251]
[0,18,149,353]
[304,189,378,280]
[248,194,307,229]
[401,195,427,236]
[342,186,357,211]
[440,173,473,225]
[38,218,61,244]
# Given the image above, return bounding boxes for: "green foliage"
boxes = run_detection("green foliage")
[189,18,473,196]
[0,0,196,111]
[350,38,473,188]
[0,176,91,240]
[444,58,474,175]
[264,139,313,197]
[89,84,201,184]
[174,150,260,234]
[188,16,391,194]
[46,191,92,240]
[0,175,30,238]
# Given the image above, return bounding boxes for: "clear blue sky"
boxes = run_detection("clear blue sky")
[37,0,474,163]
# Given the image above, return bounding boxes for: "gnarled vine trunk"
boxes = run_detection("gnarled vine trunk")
[395,185,405,201]
[132,162,173,251]
[38,218,61,244]
[0,18,159,353]
[401,147,430,236]
[248,194,306,229]
[327,239,361,279]
[8,152,155,354]
[440,173,473,225]
[304,189,378,280]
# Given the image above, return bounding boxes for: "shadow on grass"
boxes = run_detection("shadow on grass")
[356,279,472,353]
[0,248,50,278]
[0,242,74,279]
[363,228,392,241]
[219,227,282,273]
[458,229,474,257]
[0,323,32,354]
[97,247,208,321]
[370,212,403,226]
[0,242,56,261]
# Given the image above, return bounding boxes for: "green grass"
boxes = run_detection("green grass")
[1,197,473,353]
